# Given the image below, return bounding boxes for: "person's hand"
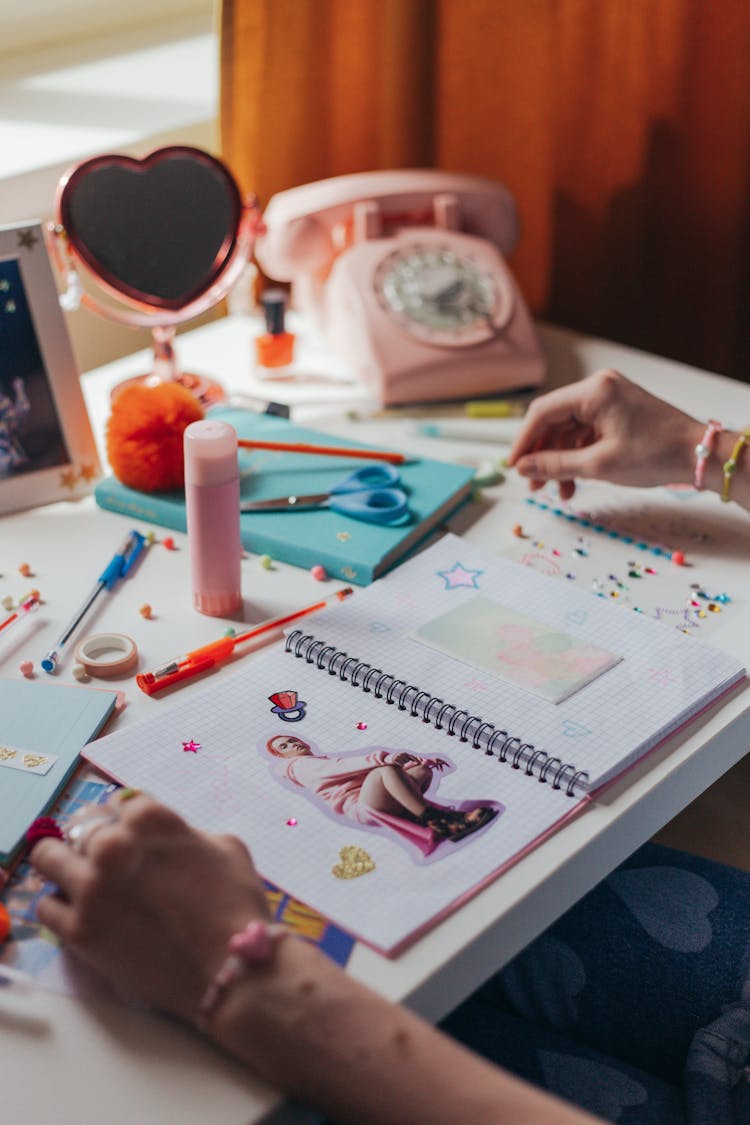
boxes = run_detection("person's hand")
[507,369,702,499]
[29,792,270,1024]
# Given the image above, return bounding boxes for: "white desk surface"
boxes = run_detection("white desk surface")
[2,315,750,1124]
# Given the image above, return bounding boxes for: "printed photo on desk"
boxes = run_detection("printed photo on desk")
[83,537,745,955]
[1,777,354,1003]
[0,221,100,515]
[94,407,475,585]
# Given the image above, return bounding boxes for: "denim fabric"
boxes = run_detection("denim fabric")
[441,843,750,1123]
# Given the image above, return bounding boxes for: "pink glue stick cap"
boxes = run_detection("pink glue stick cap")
[184,420,243,616]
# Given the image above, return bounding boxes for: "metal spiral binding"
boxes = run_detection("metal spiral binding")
[285,630,589,797]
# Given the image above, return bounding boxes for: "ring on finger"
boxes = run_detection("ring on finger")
[65,814,119,854]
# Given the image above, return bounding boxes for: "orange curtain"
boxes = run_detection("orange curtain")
[220,0,750,382]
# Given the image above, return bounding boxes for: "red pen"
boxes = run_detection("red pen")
[0,593,40,637]
[136,587,354,695]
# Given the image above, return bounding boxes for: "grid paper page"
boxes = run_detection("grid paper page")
[85,645,578,955]
[302,535,746,792]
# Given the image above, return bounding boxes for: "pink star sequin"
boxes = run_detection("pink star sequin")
[182,739,201,753]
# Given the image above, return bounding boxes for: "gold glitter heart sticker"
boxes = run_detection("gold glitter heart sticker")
[332,845,376,880]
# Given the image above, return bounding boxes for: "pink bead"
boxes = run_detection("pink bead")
[19,660,34,678]
[228,920,274,962]
[310,564,327,581]
[671,550,686,566]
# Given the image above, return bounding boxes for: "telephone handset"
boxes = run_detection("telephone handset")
[254,170,545,405]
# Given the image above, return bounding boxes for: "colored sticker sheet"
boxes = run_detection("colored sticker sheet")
[414,595,621,703]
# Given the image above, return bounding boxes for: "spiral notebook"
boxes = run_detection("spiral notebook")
[84,535,745,954]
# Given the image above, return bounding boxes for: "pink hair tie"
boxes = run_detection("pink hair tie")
[26,817,64,850]
[197,921,288,1032]
[693,419,723,490]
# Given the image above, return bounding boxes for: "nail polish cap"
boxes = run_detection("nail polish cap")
[261,289,286,335]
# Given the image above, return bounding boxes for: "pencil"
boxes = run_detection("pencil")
[237,439,406,465]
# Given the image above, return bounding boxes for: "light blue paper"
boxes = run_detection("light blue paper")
[0,679,117,863]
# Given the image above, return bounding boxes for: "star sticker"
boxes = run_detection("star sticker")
[182,739,201,753]
[59,468,78,491]
[17,229,39,251]
[437,562,483,590]
[77,463,99,483]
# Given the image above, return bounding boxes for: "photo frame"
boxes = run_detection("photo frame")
[0,220,100,515]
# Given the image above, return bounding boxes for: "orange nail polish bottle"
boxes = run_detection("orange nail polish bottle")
[255,289,295,370]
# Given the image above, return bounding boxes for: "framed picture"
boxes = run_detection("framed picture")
[0,220,100,515]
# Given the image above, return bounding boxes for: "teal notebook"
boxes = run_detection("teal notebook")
[0,680,118,865]
[94,408,475,585]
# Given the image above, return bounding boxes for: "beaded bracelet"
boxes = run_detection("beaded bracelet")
[197,920,288,1031]
[721,428,750,503]
[693,419,723,490]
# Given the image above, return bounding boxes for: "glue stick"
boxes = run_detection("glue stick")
[184,420,242,616]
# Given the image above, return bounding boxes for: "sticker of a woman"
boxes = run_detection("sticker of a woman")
[265,734,503,859]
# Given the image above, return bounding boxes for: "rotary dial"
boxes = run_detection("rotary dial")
[373,245,503,346]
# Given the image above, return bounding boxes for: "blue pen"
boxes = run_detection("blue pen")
[41,529,146,673]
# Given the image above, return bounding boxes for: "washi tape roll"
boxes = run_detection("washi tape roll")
[74,632,138,678]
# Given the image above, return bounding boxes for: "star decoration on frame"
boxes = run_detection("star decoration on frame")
[78,463,99,483]
[59,468,78,492]
[437,562,484,590]
[182,739,201,753]
[17,228,39,251]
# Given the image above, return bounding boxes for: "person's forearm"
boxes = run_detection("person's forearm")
[209,939,601,1125]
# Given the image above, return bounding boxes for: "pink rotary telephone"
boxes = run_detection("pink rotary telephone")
[254,170,545,405]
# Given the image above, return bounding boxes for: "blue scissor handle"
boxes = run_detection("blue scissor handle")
[327,487,409,525]
[328,463,401,494]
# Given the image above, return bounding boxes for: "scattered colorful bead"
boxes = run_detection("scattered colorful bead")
[18,562,32,577]
[260,554,274,570]
[72,663,89,681]
[310,564,328,581]
[286,818,298,827]
[525,497,686,562]
[224,627,237,637]
[162,537,176,551]
[356,721,368,730]
[139,603,153,619]
[19,660,34,678]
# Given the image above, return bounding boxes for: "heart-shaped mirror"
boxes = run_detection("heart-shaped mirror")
[51,145,259,404]
[58,145,243,311]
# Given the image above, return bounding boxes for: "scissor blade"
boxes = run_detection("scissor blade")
[239,493,329,512]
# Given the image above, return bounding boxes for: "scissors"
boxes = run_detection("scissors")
[239,463,409,525]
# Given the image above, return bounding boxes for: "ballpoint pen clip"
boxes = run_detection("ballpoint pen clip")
[99,530,146,588]
[121,530,146,576]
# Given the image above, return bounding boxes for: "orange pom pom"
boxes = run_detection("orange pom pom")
[106,382,204,492]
